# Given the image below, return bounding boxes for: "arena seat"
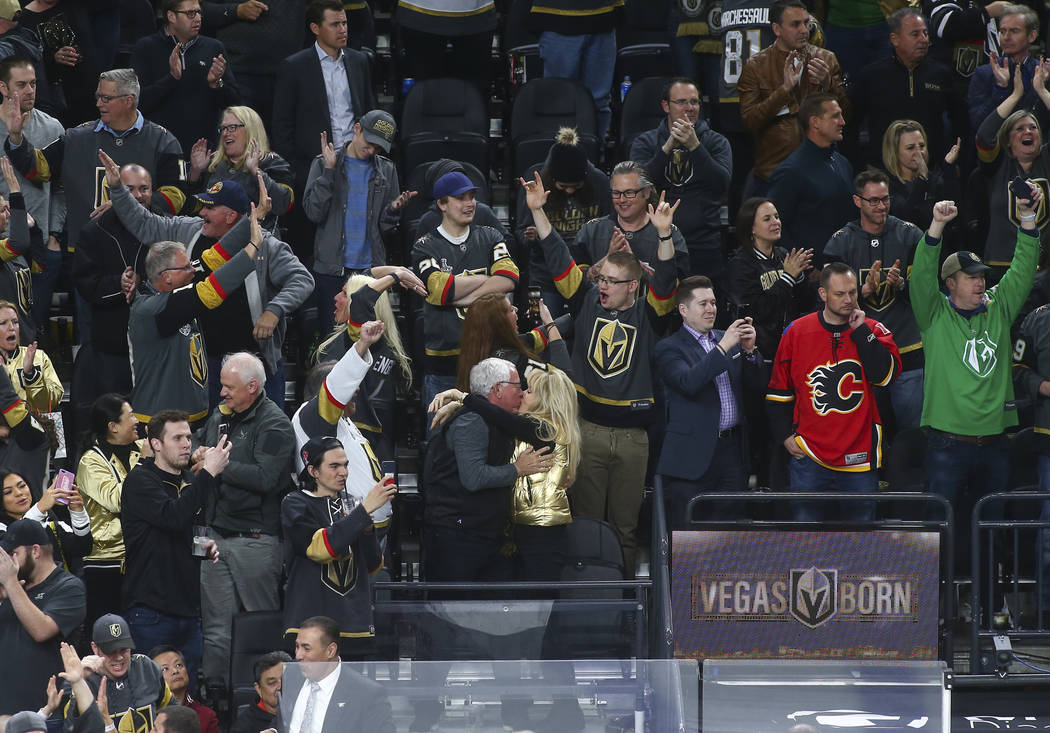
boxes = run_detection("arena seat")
[511,77,599,176]
[399,78,490,181]
[618,76,669,160]
[228,611,285,722]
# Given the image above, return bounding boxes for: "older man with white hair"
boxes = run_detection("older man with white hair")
[194,350,295,692]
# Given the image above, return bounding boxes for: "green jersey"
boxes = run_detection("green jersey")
[911,228,1038,435]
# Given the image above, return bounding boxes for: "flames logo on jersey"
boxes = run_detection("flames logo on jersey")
[806,359,865,415]
[587,317,637,378]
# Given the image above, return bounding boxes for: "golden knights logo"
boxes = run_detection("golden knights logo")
[1008,177,1050,229]
[963,330,998,378]
[188,331,208,389]
[790,566,837,628]
[15,265,31,316]
[664,148,694,186]
[859,267,898,312]
[116,705,155,733]
[588,317,637,378]
[322,554,358,596]
[806,359,864,415]
[94,167,111,209]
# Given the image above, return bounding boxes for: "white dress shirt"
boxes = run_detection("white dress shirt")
[315,42,356,149]
[288,663,341,733]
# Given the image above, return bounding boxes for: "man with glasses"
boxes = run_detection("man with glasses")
[0,68,186,278]
[521,172,678,576]
[126,187,264,425]
[131,0,240,157]
[630,77,732,285]
[570,160,689,282]
[824,168,925,431]
[768,92,854,266]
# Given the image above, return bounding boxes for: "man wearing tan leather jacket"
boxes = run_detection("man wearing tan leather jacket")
[738,0,848,188]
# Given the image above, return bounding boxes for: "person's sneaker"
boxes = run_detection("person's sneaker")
[535,698,585,733]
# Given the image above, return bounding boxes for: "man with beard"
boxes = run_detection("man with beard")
[120,410,231,689]
[0,518,86,714]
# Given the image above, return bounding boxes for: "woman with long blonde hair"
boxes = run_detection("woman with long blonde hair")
[881,119,960,230]
[186,105,294,230]
[316,266,424,460]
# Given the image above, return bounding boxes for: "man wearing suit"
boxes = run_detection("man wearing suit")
[279,615,394,733]
[655,275,765,529]
[271,0,375,255]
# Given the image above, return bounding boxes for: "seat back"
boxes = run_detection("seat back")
[619,76,669,159]
[400,79,490,175]
[228,611,285,714]
[511,77,599,174]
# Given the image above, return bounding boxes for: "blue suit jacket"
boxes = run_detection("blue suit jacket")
[654,326,767,481]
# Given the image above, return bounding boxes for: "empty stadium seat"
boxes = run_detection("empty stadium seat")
[618,76,669,160]
[399,78,491,179]
[511,77,599,175]
[228,611,285,722]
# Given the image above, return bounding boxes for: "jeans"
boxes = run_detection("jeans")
[823,22,890,83]
[664,431,747,529]
[200,535,282,684]
[788,455,877,521]
[925,430,1008,577]
[889,368,924,432]
[539,30,617,140]
[125,606,203,688]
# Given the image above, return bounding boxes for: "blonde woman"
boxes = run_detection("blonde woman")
[187,105,294,229]
[881,119,960,230]
[317,266,425,460]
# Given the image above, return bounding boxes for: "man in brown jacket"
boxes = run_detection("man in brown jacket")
[737,0,848,190]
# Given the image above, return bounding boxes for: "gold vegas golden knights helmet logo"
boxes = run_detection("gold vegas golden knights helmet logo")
[109,623,123,637]
[587,317,637,378]
[323,555,358,596]
[116,706,155,733]
[189,332,208,389]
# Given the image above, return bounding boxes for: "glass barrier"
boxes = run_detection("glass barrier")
[702,659,950,733]
[274,659,699,732]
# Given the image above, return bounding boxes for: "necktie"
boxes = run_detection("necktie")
[299,680,321,733]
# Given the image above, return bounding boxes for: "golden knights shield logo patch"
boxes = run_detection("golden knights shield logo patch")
[587,317,637,378]
[189,332,208,389]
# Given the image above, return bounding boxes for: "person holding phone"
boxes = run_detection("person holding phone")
[974,58,1050,282]
[0,468,92,576]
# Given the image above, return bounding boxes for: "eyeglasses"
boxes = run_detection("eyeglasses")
[498,380,522,389]
[670,98,701,107]
[611,188,645,199]
[161,264,195,275]
[95,93,132,103]
[218,122,245,134]
[596,276,635,287]
[857,195,891,207]
[171,8,202,17]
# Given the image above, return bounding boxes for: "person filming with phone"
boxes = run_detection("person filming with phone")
[0,468,92,577]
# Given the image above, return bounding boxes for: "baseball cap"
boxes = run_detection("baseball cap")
[299,436,345,473]
[940,251,990,280]
[6,712,47,733]
[194,180,251,216]
[358,110,396,154]
[92,613,136,654]
[433,171,477,200]
[0,0,20,21]
[0,518,51,553]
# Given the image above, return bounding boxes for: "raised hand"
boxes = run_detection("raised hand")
[783,50,803,90]
[98,150,121,187]
[320,131,337,169]
[202,434,232,476]
[358,319,385,348]
[519,171,549,210]
[362,476,397,513]
[885,258,904,289]
[390,189,418,212]
[207,54,227,88]
[0,91,28,143]
[244,138,261,174]
[22,340,36,374]
[0,156,19,193]
[647,190,681,234]
[989,50,1011,88]
[782,247,813,278]
[58,642,84,684]
[189,138,211,179]
[254,172,271,220]
[169,42,184,81]
[392,267,427,296]
[944,137,962,166]
[1017,182,1044,217]
[862,259,883,298]
[607,227,630,256]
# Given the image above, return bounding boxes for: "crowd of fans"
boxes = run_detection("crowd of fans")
[2,0,1050,731]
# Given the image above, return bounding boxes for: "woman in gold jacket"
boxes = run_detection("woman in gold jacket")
[76,393,144,628]
[0,300,63,412]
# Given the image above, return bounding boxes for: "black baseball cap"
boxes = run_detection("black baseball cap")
[0,519,51,553]
[92,613,136,653]
[940,251,990,280]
